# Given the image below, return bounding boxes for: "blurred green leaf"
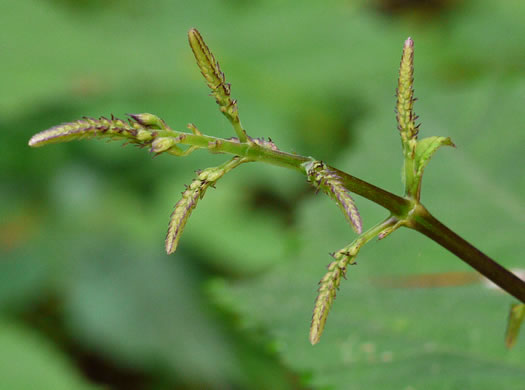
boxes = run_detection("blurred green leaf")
[505,303,525,349]
[0,320,96,390]
[64,245,240,387]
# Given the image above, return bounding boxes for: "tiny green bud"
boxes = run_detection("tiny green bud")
[129,113,167,129]
[136,129,153,142]
[203,170,223,182]
[151,137,176,153]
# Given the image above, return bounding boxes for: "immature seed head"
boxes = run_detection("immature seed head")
[128,113,167,129]
[396,37,418,142]
[151,137,176,154]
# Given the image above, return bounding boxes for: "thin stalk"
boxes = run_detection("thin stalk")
[29,120,524,301]
[328,166,410,217]
[175,130,525,301]
[171,130,525,303]
[164,130,411,215]
[403,145,417,199]
[410,204,525,303]
[161,130,311,170]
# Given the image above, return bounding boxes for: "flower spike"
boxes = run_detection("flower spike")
[165,157,249,254]
[188,28,247,142]
[306,160,362,234]
[396,37,418,148]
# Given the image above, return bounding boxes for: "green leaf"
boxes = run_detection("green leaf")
[0,320,94,390]
[505,303,525,349]
[65,246,242,387]
[413,136,455,192]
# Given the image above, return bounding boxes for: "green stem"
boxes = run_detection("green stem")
[163,130,310,170]
[168,129,525,302]
[403,145,417,199]
[328,166,410,217]
[49,123,521,301]
[409,204,525,303]
[355,216,399,249]
[162,129,411,215]
[231,119,248,143]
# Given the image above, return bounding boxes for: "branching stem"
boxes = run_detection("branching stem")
[165,128,525,302]
[28,30,524,347]
[158,128,411,212]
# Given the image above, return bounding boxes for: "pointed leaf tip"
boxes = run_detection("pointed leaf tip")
[505,303,525,349]
[405,37,414,48]
[414,136,455,179]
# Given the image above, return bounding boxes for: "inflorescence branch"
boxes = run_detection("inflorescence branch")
[28,28,525,346]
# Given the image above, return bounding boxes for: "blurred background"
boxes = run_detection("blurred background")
[1,0,524,389]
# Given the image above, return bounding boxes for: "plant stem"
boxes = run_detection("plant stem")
[167,130,411,214]
[409,204,525,303]
[155,129,525,301]
[327,166,410,217]
[403,146,417,199]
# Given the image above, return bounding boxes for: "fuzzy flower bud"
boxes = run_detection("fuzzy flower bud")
[310,243,360,345]
[396,37,419,144]
[306,160,362,234]
[128,113,168,129]
[165,157,247,255]
[151,137,177,154]
[188,28,246,142]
